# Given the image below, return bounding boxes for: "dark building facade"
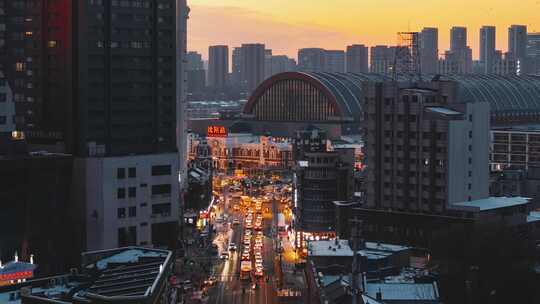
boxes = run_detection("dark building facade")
[292,127,354,253]
[0,144,81,275]
[208,45,228,90]
[1,0,178,156]
[78,0,177,156]
[0,0,75,147]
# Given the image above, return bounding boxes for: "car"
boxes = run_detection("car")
[232,219,240,225]
[204,276,217,286]
[228,243,237,251]
[220,252,229,260]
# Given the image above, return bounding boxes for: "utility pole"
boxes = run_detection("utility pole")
[350,218,365,304]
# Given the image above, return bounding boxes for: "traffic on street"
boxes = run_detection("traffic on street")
[179,172,299,304]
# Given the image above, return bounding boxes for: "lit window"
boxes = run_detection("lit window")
[48,40,57,48]
[11,131,25,140]
[15,62,25,72]
[24,31,33,37]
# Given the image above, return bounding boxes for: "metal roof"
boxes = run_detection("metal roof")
[246,72,540,121]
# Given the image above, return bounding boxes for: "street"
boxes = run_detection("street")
[207,179,279,304]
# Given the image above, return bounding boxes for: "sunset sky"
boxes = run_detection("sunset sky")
[188,0,540,61]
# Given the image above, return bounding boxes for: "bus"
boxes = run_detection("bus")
[240,261,252,281]
[278,213,286,235]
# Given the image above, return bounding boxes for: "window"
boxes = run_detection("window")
[128,187,136,198]
[152,203,171,215]
[0,116,5,125]
[117,188,126,199]
[0,93,6,102]
[15,62,25,72]
[48,40,57,48]
[141,203,147,207]
[152,165,171,176]
[129,206,137,217]
[118,228,127,247]
[128,167,136,178]
[128,226,137,245]
[117,168,125,179]
[117,208,126,219]
[152,184,171,196]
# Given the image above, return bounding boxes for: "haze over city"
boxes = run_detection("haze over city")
[189,0,540,59]
[2,1,540,303]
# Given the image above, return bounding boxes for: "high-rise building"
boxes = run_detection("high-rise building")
[508,25,528,62]
[528,32,540,74]
[346,45,369,74]
[493,52,518,75]
[362,81,489,213]
[231,47,242,87]
[186,70,206,93]
[370,46,395,75]
[177,0,190,193]
[450,26,467,51]
[420,28,439,74]
[265,55,296,79]
[292,127,354,251]
[298,48,327,72]
[0,70,15,134]
[324,50,346,73]
[77,0,181,251]
[527,32,540,57]
[208,45,228,89]
[480,26,497,73]
[0,0,75,147]
[186,51,204,71]
[1,0,183,253]
[439,27,473,74]
[240,43,266,93]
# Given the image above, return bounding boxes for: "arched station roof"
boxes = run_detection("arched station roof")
[438,74,540,119]
[243,72,540,123]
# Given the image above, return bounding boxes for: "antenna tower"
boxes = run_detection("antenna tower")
[393,32,421,82]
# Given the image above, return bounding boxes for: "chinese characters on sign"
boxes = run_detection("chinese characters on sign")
[207,126,227,138]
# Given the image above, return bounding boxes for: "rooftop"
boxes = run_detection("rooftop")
[527,211,540,223]
[451,196,530,212]
[0,247,172,304]
[308,239,409,258]
[365,282,440,301]
[319,275,439,304]
[425,106,463,116]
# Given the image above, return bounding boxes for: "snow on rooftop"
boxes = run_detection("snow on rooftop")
[365,242,409,253]
[365,282,439,301]
[426,106,462,116]
[94,249,167,270]
[308,240,409,257]
[528,211,540,223]
[308,240,354,257]
[451,196,530,211]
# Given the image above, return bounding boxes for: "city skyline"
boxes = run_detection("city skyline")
[189,0,540,60]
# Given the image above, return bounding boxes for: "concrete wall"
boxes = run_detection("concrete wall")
[447,102,490,205]
[81,153,180,251]
[0,71,15,133]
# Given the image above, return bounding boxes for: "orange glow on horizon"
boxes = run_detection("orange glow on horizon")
[188,0,540,60]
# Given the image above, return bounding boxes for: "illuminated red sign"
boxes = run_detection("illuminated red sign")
[0,271,34,281]
[207,126,227,138]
